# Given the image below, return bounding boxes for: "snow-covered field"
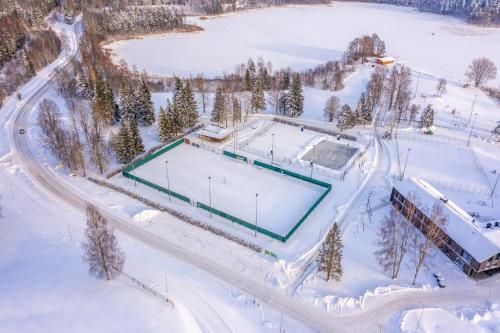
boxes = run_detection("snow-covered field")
[398,304,500,333]
[106,3,500,84]
[129,142,326,235]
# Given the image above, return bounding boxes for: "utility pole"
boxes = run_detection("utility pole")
[132,164,137,187]
[271,133,275,164]
[255,193,259,237]
[401,147,411,181]
[413,71,421,99]
[467,112,478,147]
[208,176,212,218]
[491,172,499,199]
[165,161,171,202]
[467,94,478,127]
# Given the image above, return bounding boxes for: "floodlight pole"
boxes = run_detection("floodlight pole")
[343,143,350,182]
[255,193,259,237]
[401,148,411,181]
[165,161,171,202]
[208,176,212,218]
[271,133,275,164]
[467,112,478,147]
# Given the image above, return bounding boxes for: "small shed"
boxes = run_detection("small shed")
[376,57,395,65]
[198,125,235,142]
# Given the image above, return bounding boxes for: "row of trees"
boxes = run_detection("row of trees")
[342,0,500,25]
[0,7,62,106]
[375,196,448,284]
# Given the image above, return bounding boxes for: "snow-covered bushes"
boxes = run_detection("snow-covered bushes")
[87,177,263,253]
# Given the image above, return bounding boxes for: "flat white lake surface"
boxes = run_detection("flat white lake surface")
[133,143,325,235]
[107,3,500,82]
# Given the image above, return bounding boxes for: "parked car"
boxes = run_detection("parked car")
[19,128,26,134]
[434,273,446,288]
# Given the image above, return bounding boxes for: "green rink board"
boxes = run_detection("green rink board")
[121,139,331,243]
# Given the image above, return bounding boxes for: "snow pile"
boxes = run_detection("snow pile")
[399,304,500,333]
[132,209,161,223]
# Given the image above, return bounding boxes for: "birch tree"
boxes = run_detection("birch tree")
[82,205,124,280]
[411,202,447,285]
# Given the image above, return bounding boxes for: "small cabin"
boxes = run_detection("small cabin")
[198,125,235,142]
[376,57,395,65]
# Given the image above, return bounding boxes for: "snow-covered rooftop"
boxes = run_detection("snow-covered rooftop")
[394,178,500,263]
[198,125,235,140]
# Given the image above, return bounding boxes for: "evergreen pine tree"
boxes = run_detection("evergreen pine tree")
[136,80,156,126]
[113,121,132,164]
[279,91,289,115]
[172,77,184,111]
[158,106,173,142]
[182,80,198,127]
[119,84,135,121]
[211,87,227,125]
[23,52,35,77]
[421,104,434,128]
[251,77,266,113]
[281,71,290,90]
[63,6,75,24]
[317,222,343,282]
[337,104,356,131]
[167,99,183,137]
[232,96,242,125]
[92,69,116,125]
[289,74,304,117]
[129,118,145,157]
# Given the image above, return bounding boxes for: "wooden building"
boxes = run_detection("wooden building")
[376,57,395,65]
[391,179,500,278]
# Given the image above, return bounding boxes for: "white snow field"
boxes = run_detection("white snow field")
[106,3,500,83]
[130,142,326,236]
[398,304,500,333]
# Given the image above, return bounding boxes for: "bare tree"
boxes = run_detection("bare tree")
[323,95,340,122]
[411,201,447,285]
[194,74,210,114]
[82,205,124,280]
[366,66,387,113]
[374,201,414,280]
[89,120,108,175]
[269,71,284,113]
[435,78,447,96]
[465,57,497,87]
[408,104,420,125]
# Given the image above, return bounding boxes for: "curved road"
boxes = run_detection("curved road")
[5,17,499,333]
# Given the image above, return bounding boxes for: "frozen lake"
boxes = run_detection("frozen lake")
[106,3,500,82]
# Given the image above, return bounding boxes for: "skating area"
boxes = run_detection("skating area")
[301,139,359,171]
[127,140,328,237]
[237,120,360,176]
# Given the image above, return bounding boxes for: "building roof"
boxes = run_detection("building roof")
[394,178,500,262]
[198,125,234,140]
[378,56,395,63]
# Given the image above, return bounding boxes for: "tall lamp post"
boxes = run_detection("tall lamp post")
[401,148,411,181]
[255,193,259,237]
[271,133,275,164]
[165,161,171,202]
[208,176,212,218]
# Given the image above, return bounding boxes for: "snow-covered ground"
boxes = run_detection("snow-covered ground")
[397,304,500,333]
[106,3,500,85]
[129,141,325,236]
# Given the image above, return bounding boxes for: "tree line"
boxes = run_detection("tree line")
[0,1,61,106]
[339,0,499,25]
